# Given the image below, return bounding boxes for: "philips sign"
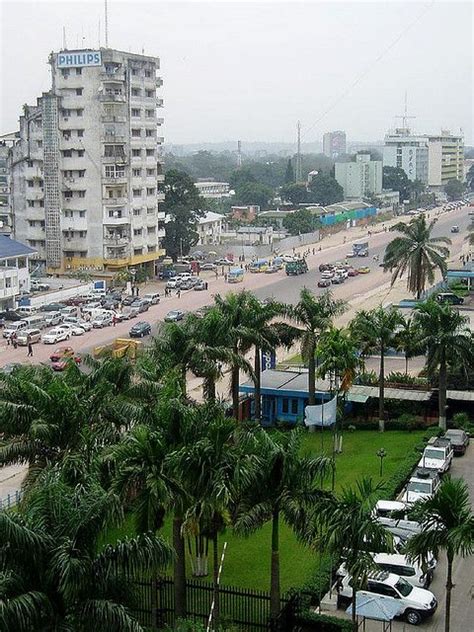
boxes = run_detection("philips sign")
[57,51,102,68]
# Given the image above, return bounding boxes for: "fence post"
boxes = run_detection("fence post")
[152,577,159,629]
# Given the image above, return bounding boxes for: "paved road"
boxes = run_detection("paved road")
[0,205,470,370]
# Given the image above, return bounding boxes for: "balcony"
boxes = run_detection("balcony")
[99,93,126,103]
[104,236,130,247]
[157,192,165,202]
[103,196,129,206]
[100,71,126,82]
[103,176,127,185]
[101,133,127,143]
[156,98,164,107]
[102,155,128,165]
[157,117,164,126]
[0,269,19,300]
[101,115,127,123]
[157,136,164,144]
[103,214,130,226]
[156,174,165,183]
[156,77,163,88]
[26,190,44,201]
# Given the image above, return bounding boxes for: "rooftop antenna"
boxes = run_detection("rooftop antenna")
[295,121,302,182]
[62,26,67,50]
[104,0,109,48]
[395,91,416,132]
[237,140,242,168]
[98,19,101,47]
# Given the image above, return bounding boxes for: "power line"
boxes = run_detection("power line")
[301,1,435,142]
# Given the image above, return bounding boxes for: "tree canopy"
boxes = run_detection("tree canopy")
[444,178,465,201]
[307,173,344,205]
[282,208,320,235]
[382,166,410,201]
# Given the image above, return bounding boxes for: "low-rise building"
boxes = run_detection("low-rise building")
[196,211,223,245]
[195,181,230,199]
[0,234,37,310]
[237,226,274,246]
[231,205,259,223]
[335,154,383,199]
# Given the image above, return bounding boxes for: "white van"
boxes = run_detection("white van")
[143,292,160,305]
[60,306,79,317]
[3,320,29,338]
[16,305,37,316]
[24,313,47,330]
[17,328,42,346]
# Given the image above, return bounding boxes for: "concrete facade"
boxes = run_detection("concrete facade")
[335,154,382,199]
[8,48,165,274]
[0,235,37,310]
[323,130,346,158]
[195,181,230,199]
[196,211,223,245]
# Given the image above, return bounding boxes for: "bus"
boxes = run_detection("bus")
[249,259,269,273]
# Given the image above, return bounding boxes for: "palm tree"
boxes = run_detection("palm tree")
[393,315,422,375]
[234,429,330,620]
[312,479,393,630]
[350,306,404,432]
[383,214,451,299]
[405,477,474,632]
[0,471,172,631]
[290,289,346,406]
[413,299,472,430]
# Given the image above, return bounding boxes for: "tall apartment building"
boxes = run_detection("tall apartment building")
[323,131,346,158]
[383,128,463,188]
[334,153,382,200]
[9,48,165,273]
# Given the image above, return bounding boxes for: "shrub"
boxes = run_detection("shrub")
[452,412,471,429]
[356,370,378,385]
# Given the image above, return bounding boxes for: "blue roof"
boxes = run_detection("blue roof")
[0,235,37,259]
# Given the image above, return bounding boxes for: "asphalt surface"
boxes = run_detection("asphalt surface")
[0,204,469,370]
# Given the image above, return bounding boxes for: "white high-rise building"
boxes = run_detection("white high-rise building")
[383,128,463,188]
[334,154,382,199]
[323,131,347,158]
[9,48,165,273]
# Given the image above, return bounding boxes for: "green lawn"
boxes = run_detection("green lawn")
[101,429,426,593]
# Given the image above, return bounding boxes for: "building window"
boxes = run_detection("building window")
[147,168,155,176]
[133,228,142,236]
[133,208,141,216]
[27,160,33,167]
[61,69,70,78]
[132,149,141,157]
[108,209,122,218]
[146,149,154,157]
[134,248,143,255]
[78,191,86,198]
[76,109,83,117]
[76,88,83,96]
[62,131,71,140]
[132,168,141,177]
[131,129,141,137]
[37,140,42,148]
[291,399,298,415]
[131,108,140,117]
[105,165,114,178]
[75,68,82,75]
[62,150,71,158]
[146,109,154,118]
[78,170,85,177]
[145,129,154,137]
[39,200,44,207]
[131,88,140,96]
[62,109,71,117]
[64,191,73,199]
[77,150,84,157]
[64,211,73,218]
[282,398,289,414]
[131,68,138,76]
[79,231,86,238]
[147,207,155,215]
[145,89,154,98]
[27,180,34,187]
[147,226,156,234]
[132,189,142,198]
[145,70,152,78]
[146,187,155,196]
[79,210,86,217]
[77,129,84,137]
[27,200,35,207]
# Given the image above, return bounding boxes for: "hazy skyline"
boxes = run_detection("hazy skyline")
[1,0,473,145]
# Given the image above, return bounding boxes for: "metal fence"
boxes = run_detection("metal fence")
[0,490,22,511]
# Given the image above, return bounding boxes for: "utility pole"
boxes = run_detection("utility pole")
[295,121,302,182]
[237,140,242,169]
[104,0,109,48]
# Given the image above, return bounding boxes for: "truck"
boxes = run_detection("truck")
[285,259,308,276]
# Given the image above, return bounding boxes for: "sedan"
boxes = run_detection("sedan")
[444,429,469,456]
[331,275,344,284]
[122,295,136,306]
[42,327,70,344]
[318,278,331,288]
[282,255,296,263]
[357,266,371,274]
[57,323,85,336]
[40,303,67,313]
[45,311,64,327]
[214,258,233,265]
[166,277,182,289]
[200,262,216,271]
[321,271,334,280]
[91,314,113,328]
[179,278,194,290]
[194,280,208,291]
[347,268,359,277]
[164,310,185,322]
[129,321,152,338]
[319,263,334,272]
[265,266,279,274]
[50,347,81,371]
[71,319,92,332]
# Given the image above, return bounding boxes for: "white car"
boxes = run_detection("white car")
[321,270,334,280]
[44,311,63,327]
[91,313,113,328]
[403,469,441,505]
[372,500,421,536]
[62,316,92,332]
[281,254,296,263]
[57,323,85,337]
[417,438,453,474]
[41,327,70,344]
[339,571,437,625]
[338,553,432,589]
[166,277,182,289]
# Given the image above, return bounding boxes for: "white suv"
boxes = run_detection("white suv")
[417,437,453,474]
[403,468,441,505]
[373,500,421,535]
[339,571,437,625]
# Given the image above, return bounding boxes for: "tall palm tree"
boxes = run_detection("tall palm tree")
[350,306,404,432]
[413,299,472,430]
[234,429,330,620]
[312,478,393,631]
[0,471,172,631]
[405,477,474,632]
[213,291,256,419]
[393,315,422,375]
[290,289,346,406]
[383,214,451,299]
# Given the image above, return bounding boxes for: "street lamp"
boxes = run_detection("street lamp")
[376,448,387,477]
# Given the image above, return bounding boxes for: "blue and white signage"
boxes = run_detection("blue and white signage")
[261,350,276,370]
[57,51,102,68]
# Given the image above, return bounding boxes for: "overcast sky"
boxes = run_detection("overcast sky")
[1,0,472,145]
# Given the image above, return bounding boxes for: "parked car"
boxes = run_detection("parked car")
[62,316,92,331]
[42,327,70,344]
[265,265,279,274]
[194,280,208,291]
[338,571,437,625]
[116,306,140,321]
[50,347,81,371]
[164,309,185,322]
[166,276,182,289]
[129,321,152,338]
[44,311,63,327]
[16,328,42,346]
[318,278,331,288]
[3,320,29,339]
[357,266,371,274]
[403,469,441,504]
[214,258,232,265]
[372,500,421,536]
[30,280,50,291]
[347,267,359,277]
[122,295,136,306]
[91,313,113,328]
[143,292,160,305]
[338,553,433,589]
[450,225,460,233]
[180,278,194,290]
[435,292,463,305]
[131,299,150,313]
[331,275,344,284]
[443,429,469,455]
[0,310,23,323]
[417,437,453,473]
[101,299,120,311]
[39,303,67,312]
[321,270,334,280]
[57,323,85,337]
[16,306,37,317]
[200,262,216,271]
[282,255,296,263]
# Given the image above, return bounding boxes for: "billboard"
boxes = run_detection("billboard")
[57,51,102,68]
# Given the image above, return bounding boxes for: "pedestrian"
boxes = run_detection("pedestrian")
[6,334,10,346]
[177,289,181,298]
[27,335,33,357]
[215,270,218,280]
[11,332,17,349]
[224,273,228,282]
[112,315,116,327]
[312,248,315,255]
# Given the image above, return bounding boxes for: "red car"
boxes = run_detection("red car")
[50,346,81,371]
[318,278,331,288]
[347,267,359,277]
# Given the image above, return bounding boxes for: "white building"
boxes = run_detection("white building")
[195,181,230,199]
[335,154,382,199]
[9,47,165,274]
[323,131,346,158]
[383,128,464,188]
[0,235,36,310]
[196,211,223,245]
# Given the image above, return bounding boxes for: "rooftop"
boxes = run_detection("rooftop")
[197,211,224,224]
[0,235,37,259]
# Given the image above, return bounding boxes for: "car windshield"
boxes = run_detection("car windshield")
[407,481,431,493]
[423,449,444,460]
[395,577,413,597]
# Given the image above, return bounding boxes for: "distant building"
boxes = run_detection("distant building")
[375,190,400,209]
[196,211,223,245]
[237,226,274,245]
[383,128,464,188]
[0,143,12,235]
[323,131,346,158]
[231,205,259,223]
[335,154,382,199]
[0,234,37,310]
[194,181,230,199]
